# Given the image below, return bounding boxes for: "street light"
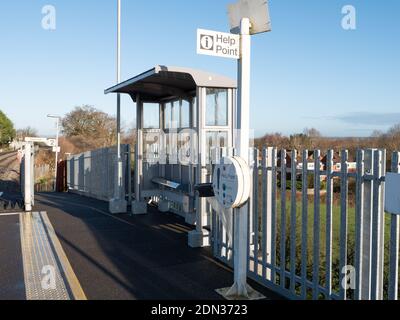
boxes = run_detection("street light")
[109,0,128,214]
[47,114,61,191]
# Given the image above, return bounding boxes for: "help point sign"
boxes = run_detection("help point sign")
[197,28,240,59]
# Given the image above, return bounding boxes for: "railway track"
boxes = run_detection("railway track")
[0,150,18,162]
[0,150,24,211]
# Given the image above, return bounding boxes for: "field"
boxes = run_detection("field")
[253,182,396,299]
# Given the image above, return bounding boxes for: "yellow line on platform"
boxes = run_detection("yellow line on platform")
[40,212,87,300]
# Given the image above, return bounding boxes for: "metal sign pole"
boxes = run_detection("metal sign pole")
[218,18,263,300]
[233,17,251,297]
[197,0,271,300]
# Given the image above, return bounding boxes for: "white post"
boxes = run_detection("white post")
[234,17,251,296]
[131,94,147,215]
[219,17,264,300]
[110,0,127,213]
[224,17,254,299]
[116,0,122,197]
[188,88,209,247]
[24,143,32,212]
[116,0,122,198]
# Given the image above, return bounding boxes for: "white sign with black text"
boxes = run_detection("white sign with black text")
[197,28,240,59]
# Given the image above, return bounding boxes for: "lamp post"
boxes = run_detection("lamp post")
[117,0,122,174]
[117,0,123,199]
[47,114,61,191]
[109,0,127,213]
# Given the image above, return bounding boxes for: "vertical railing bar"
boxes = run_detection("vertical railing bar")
[360,149,374,300]
[248,166,252,272]
[290,150,297,293]
[280,149,287,288]
[372,149,385,300]
[312,150,321,300]
[389,152,400,300]
[371,150,380,299]
[339,150,349,300]
[220,212,224,259]
[253,148,260,275]
[212,203,218,257]
[355,149,365,300]
[378,150,386,299]
[215,211,220,257]
[247,148,253,272]
[271,148,277,284]
[212,146,219,257]
[301,150,309,299]
[261,148,268,280]
[325,150,333,299]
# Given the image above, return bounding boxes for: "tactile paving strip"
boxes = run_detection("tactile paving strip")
[20,212,71,300]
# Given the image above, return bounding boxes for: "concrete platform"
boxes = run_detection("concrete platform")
[0,192,283,300]
[0,213,25,300]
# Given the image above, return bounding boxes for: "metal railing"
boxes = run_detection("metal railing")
[211,147,400,300]
[66,145,131,202]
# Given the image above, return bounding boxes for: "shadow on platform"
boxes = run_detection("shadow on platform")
[33,192,283,300]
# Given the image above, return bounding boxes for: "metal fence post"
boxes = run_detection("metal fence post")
[264,147,273,281]
[359,149,386,300]
[355,149,365,300]
[339,150,348,300]
[389,152,400,300]
[360,149,374,299]
[370,150,385,300]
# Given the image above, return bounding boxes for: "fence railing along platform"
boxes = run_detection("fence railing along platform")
[211,147,400,300]
[66,145,132,202]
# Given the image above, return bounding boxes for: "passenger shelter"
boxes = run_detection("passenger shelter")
[105,65,237,247]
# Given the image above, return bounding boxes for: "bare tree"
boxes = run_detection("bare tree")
[303,128,321,138]
[16,127,38,140]
[62,105,117,151]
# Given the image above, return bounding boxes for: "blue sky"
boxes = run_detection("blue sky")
[0,0,399,137]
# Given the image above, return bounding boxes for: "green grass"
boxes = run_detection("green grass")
[252,185,396,299]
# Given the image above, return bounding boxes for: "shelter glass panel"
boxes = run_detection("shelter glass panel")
[206,89,228,127]
[164,103,172,130]
[205,131,229,164]
[172,101,180,129]
[181,100,190,128]
[192,97,197,128]
[143,103,160,129]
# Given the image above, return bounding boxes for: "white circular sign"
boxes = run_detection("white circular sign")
[212,156,251,209]
[200,34,214,50]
